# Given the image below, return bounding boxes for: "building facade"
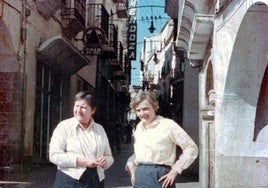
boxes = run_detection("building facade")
[0,0,130,168]
[164,0,268,187]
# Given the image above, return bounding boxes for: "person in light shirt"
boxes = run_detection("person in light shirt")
[126,91,198,188]
[49,91,114,188]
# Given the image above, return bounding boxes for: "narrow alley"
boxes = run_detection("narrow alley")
[0,142,198,188]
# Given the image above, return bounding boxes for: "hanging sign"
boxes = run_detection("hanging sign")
[83,27,105,55]
[127,0,137,60]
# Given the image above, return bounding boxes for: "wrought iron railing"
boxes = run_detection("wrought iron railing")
[87,4,109,38]
[108,24,118,52]
[61,0,86,26]
[117,41,123,67]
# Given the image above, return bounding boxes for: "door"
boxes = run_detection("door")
[34,62,70,161]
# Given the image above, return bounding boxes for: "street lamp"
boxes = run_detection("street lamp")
[148,20,156,33]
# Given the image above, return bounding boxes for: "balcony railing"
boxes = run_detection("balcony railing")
[111,42,128,81]
[116,0,128,18]
[103,24,118,58]
[110,41,123,70]
[118,42,123,66]
[87,4,109,39]
[61,0,86,39]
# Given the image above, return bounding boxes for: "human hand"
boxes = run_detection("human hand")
[77,157,99,168]
[97,156,107,168]
[158,169,178,188]
[126,166,135,185]
[85,158,99,168]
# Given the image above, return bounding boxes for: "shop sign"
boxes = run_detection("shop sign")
[83,27,105,55]
[127,0,137,60]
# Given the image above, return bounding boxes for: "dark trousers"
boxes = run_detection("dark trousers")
[134,164,175,188]
[54,168,104,188]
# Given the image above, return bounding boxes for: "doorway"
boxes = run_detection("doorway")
[34,62,70,161]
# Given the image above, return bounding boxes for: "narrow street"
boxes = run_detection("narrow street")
[0,142,198,188]
[105,143,133,188]
[0,144,133,188]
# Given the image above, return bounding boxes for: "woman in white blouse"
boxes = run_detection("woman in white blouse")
[49,91,114,188]
[126,91,198,188]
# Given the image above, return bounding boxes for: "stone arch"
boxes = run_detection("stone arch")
[221,2,268,153]
[254,65,268,141]
[214,2,268,187]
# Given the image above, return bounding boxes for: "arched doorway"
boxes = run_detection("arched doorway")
[217,2,268,186]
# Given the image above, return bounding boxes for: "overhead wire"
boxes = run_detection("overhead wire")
[131,0,171,86]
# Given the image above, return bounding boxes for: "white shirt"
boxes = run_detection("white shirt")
[49,117,114,181]
[127,116,198,174]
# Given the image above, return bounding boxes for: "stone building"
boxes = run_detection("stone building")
[167,0,268,187]
[1,0,267,187]
[0,0,130,169]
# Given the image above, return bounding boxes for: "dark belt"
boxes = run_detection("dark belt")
[138,163,171,169]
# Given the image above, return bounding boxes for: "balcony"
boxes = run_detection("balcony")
[112,54,129,81]
[167,0,215,60]
[110,42,124,72]
[87,4,109,40]
[115,0,128,18]
[103,24,118,59]
[61,0,86,39]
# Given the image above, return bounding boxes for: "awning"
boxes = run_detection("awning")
[37,35,90,74]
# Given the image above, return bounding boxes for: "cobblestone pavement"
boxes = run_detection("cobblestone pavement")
[0,143,199,188]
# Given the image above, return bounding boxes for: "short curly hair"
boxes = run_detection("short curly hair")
[130,91,159,112]
[74,91,97,109]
